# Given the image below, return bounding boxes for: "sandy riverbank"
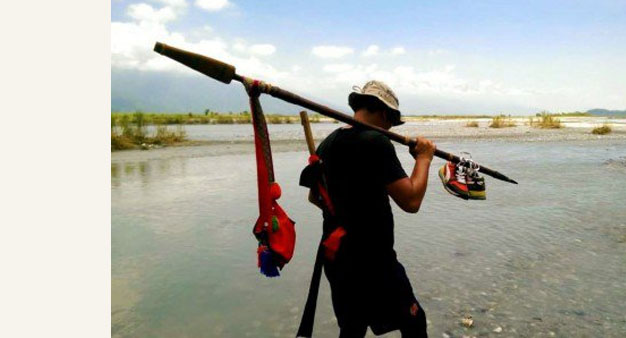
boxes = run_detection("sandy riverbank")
[111,116,626,163]
[389,116,625,141]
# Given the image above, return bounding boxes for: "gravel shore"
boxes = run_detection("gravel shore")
[111,116,626,162]
[396,116,624,140]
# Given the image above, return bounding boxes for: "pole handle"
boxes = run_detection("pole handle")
[154,42,236,84]
[299,111,317,155]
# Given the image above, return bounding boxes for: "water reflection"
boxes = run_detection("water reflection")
[111,158,191,189]
[111,163,119,178]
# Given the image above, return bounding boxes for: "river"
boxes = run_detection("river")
[112,124,626,337]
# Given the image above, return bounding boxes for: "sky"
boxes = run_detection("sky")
[111,0,626,115]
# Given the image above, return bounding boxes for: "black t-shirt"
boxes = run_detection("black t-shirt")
[312,126,408,263]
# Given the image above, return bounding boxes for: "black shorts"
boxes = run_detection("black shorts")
[324,257,425,335]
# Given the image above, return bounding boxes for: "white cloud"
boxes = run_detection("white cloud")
[112,19,225,72]
[112,1,544,113]
[112,2,286,81]
[248,44,276,56]
[153,0,187,9]
[362,45,379,57]
[323,64,354,73]
[314,61,529,100]
[312,45,354,59]
[322,64,379,85]
[127,3,177,24]
[232,41,246,52]
[231,41,276,56]
[390,47,406,55]
[195,0,230,11]
[427,49,445,56]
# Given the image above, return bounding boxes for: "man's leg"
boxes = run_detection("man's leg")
[391,262,427,338]
[339,322,368,338]
[398,301,428,338]
[325,264,367,338]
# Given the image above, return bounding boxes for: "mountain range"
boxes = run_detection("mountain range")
[587,109,626,116]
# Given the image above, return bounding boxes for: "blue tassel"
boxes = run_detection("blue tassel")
[259,248,280,277]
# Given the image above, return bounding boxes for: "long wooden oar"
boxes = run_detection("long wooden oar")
[153,42,518,185]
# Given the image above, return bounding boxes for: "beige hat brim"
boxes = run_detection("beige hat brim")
[348,92,405,126]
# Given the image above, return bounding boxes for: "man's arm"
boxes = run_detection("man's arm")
[387,137,436,213]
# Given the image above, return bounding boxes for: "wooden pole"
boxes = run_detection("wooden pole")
[154,42,518,185]
[299,111,316,155]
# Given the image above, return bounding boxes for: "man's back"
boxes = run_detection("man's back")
[317,126,407,264]
[300,80,432,337]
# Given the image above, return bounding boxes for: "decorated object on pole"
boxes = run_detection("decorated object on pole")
[246,79,296,277]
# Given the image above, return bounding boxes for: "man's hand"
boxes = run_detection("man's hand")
[409,137,436,161]
[390,137,436,213]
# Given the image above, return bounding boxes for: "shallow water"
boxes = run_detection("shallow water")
[112,132,626,337]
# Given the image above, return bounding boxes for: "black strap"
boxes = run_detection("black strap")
[296,128,345,337]
[296,242,324,337]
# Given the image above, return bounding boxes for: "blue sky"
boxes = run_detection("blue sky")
[112,0,626,114]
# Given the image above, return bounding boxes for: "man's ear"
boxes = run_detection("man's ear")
[381,110,392,129]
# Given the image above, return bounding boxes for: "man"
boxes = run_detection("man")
[306,81,435,337]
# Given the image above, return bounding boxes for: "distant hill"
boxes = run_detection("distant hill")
[587,109,626,116]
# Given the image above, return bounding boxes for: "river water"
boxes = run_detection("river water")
[112,124,626,337]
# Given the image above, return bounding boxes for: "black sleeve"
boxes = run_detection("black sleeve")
[375,134,408,185]
[299,132,329,188]
[299,162,321,188]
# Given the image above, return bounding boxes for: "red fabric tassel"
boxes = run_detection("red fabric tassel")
[322,226,346,261]
[308,154,320,165]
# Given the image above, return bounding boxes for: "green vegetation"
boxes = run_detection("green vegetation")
[465,120,479,128]
[540,111,591,117]
[111,112,187,151]
[591,124,612,135]
[111,111,323,125]
[404,114,492,120]
[489,115,516,128]
[529,112,562,129]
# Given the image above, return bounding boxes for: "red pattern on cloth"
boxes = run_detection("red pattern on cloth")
[307,154,345,261]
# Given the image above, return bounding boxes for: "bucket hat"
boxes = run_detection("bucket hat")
[348,80,404,126]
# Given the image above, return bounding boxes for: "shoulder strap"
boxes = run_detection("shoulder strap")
[296,129,343,337]
[295,241,324,337]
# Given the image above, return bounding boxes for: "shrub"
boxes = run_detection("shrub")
[112,119,187,151]
[591,124,612,135]
[489,115,516,128]
[132,112,147,142]
[530,113,562,129]
[465,120,479,128]
[153,124,187,144]
[112,112,322,125]
[237,115,252,124]
[111,134,135,150]
[267,116,284,124]
[215,115,234,124]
